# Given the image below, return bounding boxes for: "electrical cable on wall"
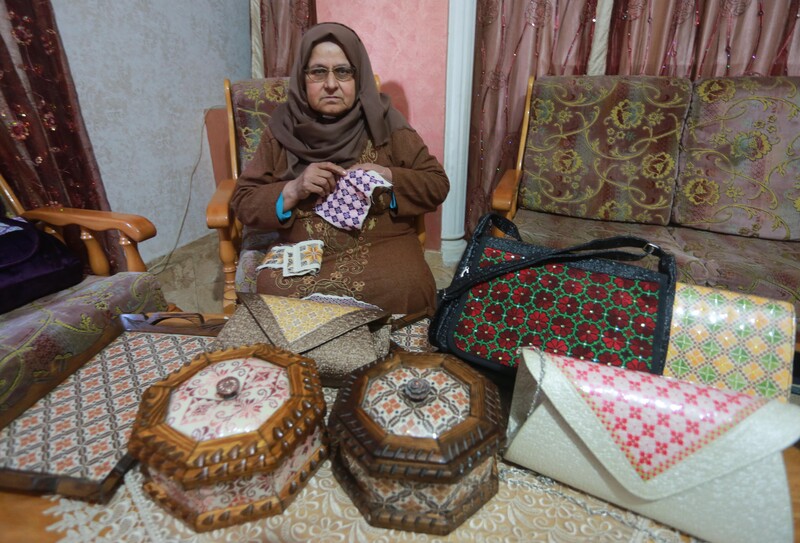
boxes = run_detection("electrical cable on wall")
[147,117,206,275]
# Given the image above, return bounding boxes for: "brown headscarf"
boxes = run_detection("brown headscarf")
[268,22,409,179]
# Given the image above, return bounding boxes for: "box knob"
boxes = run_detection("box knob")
[403,377,431,402]
[216,376,241,399]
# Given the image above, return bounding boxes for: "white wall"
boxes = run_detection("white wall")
[51,0,250,263]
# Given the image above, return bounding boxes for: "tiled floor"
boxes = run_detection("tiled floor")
[147,233,457,314]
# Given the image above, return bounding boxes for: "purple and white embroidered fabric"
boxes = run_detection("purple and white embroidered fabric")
[314,169,392,230]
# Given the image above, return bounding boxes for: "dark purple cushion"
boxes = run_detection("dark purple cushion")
[0,217,83,314]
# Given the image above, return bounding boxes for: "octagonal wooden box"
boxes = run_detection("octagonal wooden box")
[128,344,328,532]
[328,351,505,535]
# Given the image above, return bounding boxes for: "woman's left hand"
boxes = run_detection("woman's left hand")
[349,163,392,182]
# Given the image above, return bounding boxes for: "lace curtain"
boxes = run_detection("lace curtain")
[251,0,316,78]
[465,0,800,233]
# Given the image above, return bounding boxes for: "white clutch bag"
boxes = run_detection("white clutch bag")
[504,348,800,543]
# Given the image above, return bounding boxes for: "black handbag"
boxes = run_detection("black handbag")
[429,213,677,379]
[0,216,83,313]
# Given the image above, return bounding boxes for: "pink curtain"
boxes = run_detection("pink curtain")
[258,0,316,77]
[465,0,599,232]
[606,0,800,77]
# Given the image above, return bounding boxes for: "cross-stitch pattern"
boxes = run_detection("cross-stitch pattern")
[314,169,392,230]
[664,283,795,401]
[557,355,767,481]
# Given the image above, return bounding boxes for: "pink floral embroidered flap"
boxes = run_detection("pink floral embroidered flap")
[556,356,767,480]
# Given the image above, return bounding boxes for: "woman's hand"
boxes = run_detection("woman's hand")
[349,163,392,182]
[282,162,347,210]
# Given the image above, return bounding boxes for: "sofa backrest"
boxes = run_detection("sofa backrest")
[517,75,692,225]
[672,77,800,241]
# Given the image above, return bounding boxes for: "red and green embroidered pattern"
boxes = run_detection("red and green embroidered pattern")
[452,247,663,371]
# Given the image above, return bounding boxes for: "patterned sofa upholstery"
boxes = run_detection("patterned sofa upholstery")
[492,76,800,343]
[0,273,168,429]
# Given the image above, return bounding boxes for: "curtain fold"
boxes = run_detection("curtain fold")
[0,0,121,269]
[465,0,599,232]
[605,0,800,77]
[0,0,109,211]
[254,0,315,78]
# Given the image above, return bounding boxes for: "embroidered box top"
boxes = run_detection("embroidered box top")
[128,345,326,490]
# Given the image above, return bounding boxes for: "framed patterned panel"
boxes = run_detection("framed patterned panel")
[519,76,692,225]
[664,283,796,401]
[0,331,214,502]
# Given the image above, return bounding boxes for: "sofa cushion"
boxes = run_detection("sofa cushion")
[518,76,692,225]
[512,209,709,284]
[673,77,800,241]
[0,272,168,429]
[234,226,279,294]
[511,210,800,342]
[668,227,800,319]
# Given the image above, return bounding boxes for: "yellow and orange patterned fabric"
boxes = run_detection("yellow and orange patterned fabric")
[664,283,795,401]
[673,77,800,241]
[519,76,692,225]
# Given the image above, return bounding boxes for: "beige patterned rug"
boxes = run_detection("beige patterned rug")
[43,458,696,543]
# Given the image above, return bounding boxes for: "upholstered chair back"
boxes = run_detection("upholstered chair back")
[518,76,692,226]
[672,77,800,241]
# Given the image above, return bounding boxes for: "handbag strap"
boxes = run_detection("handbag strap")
[440,215,676,303]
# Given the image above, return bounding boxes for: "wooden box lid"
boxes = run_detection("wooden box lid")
[329,351,504,483]
[128,344,326,489]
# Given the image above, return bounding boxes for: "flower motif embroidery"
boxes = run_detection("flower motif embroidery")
[597,200,633,221]
[642,152,675,179]
[697,79,735,103]
[731,130,772,161]
[683,177,720,206]
[531,98,554,124]
[610,99,645,129]
[552,149,582,174]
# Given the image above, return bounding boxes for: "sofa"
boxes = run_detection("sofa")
[492,75,800,346]
[0,198,168,430]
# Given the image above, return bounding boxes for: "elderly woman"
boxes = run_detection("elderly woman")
[232,23,449,314]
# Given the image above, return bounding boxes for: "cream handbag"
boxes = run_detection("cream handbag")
[504,347,800,543]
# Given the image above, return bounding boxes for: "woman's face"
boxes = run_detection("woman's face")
[305,41,356,117]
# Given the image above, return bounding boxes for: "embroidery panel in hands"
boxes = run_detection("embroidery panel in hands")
[314,169,392,230]
[257,170,391,277]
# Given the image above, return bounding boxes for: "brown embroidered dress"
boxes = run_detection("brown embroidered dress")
[231,126,449,314]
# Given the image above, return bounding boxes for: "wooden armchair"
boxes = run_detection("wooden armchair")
[207,75,424,314]
[0,173,168,429]
[1,174,156,275]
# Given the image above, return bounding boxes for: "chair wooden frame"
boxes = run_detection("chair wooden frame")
[1,174,156,274]
[490,75,536,224]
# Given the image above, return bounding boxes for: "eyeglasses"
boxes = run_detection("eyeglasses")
[304,65,356,83]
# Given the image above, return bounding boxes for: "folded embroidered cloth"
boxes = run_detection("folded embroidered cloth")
[256,240,324,277]
[314,169,392,230]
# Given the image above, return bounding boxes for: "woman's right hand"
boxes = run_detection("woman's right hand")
[281,162,347,210]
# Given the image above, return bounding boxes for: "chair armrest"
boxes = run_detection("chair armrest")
[492,168,522,215]
[22,207,156,241]
[207,178,236,229]
[22,206,156,274]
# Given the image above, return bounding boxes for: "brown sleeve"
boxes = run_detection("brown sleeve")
[230,128,295,231]
[385,128,450,218]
